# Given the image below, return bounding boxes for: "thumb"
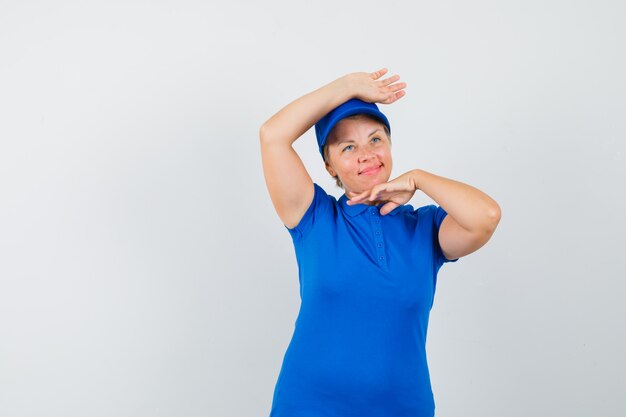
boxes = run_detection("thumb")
[380,201,400,216]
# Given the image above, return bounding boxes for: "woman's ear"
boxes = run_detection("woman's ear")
[325,162,337,177]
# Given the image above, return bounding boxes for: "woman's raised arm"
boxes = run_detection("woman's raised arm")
[259,75,352,228]
[259,69,405,229]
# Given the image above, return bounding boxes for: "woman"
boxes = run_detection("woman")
[259,68,501,417]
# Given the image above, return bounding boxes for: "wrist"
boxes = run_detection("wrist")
[409,169,424,190]
[330,74,356,101]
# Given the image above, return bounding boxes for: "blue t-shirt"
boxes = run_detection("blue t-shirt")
[269,183,458,417]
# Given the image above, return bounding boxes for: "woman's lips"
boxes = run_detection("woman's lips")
[359,165,382,175]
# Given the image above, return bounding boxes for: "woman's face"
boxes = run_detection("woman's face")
[325,116,393,196]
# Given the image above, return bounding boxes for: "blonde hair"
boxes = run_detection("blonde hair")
[322,114,392,189]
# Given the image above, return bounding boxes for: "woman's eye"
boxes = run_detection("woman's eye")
[372,137,381,143]
[342,145,354,152]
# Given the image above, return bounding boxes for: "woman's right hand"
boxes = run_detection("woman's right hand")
[343,68,407,105]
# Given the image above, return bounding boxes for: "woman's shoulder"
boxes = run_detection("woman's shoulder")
[312,182,340,204]
[285,182,337,241]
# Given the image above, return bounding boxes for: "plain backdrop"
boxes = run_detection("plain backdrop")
[1,1,625,416]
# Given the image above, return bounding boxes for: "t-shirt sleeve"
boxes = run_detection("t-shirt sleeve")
[284,182,332,242]
[434,205,460,264]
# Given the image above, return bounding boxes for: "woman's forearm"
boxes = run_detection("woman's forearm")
[259,76,354,147]
[410,169,501,234]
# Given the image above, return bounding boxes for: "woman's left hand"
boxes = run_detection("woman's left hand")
[346,171,419,215]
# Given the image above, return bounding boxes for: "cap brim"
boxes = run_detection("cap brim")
[319,105,390,150]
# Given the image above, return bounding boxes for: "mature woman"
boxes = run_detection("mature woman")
[259,68,501,417]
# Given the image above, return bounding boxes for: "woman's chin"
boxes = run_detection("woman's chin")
[360,173,389,186]
[345,179,388,196]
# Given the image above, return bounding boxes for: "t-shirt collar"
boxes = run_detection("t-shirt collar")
[338,194,406,217]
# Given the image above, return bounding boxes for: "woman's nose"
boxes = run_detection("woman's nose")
[358,150,375,162]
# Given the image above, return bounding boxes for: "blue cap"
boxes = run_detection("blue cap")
[314,98,391,160]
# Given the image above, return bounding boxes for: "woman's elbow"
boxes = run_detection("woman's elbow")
[486,203,502,232]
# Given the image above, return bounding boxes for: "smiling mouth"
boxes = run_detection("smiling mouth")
[359,164,383,175]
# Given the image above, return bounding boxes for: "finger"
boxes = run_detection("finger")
[380,82,406,100]
[379,74,400,87]
[389,81,407,91]
[368,186,384,201]
[371,191,397,202]
[348,190,370,203]
[369,191,386,201]
[371,68,388,79]
[384,90,406,104]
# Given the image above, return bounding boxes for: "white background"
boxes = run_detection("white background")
[1,1,624,416]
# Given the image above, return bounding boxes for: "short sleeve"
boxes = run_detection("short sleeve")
[434,205,459,264]
[284,183,332,242]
